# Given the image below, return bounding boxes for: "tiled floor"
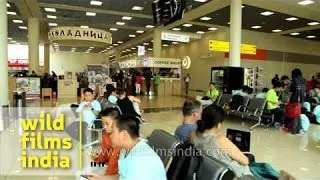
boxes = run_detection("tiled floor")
[1,95,320,179]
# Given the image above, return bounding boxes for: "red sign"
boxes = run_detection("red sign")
[8,59,29,67]
[224,49,267,61]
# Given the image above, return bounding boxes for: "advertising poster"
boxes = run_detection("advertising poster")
[87,64,110,86]
[16,77,41,99]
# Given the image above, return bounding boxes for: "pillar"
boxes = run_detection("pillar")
[28,18,40,74]
[115,51,121,61]
[229,0,242,67]
[0,0,9,106]
[153,29,162,58]
[44,43,50,73]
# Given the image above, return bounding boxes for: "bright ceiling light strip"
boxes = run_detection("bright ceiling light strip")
[290,32,300,36]
[110,28,118,31]
[183,24,192,27]
[132,6,144,11]
[19,26,27,30]
[49,23,58,26]
[196,31,205,34]
[7,3,10,7]
[298,0,314,5]
[251,26,262,29]
[260,11,274,16]
[12,20,23,23]
[307,35,316,38]
[7,11,17,15]
[208,27,217,31]
[272,29,282,32]
[136,30,144,34]
[47,15,57,19]
[116,22,125,25]
[44,8,56,12]
[81,25,89,28]
[286,17,298,21]
[146,25,155,28]
[200,16,211,21]
[86,12,96,16]
[308,22,319,26]
[194,0,208,2]
[122,16,132,20]
[90,0,103,6]
[129,34,136,38]
[172,28,181,31]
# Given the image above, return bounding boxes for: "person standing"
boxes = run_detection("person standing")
[153,73,161,96]
[184,73,191,96]
[135,72,142,95]
[51,71,58,97]
[271,74,280,88]
[290,68,306,104]
[144,69,153,96]
[131,72,136,96]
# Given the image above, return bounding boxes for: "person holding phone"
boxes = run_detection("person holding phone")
[76,88,102,125]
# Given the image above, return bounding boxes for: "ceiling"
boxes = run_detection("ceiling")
[6,0,320,55]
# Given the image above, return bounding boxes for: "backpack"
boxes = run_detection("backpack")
[229,95,244,111]
[167,142,201,180]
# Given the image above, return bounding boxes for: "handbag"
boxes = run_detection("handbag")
[285,87,301,119]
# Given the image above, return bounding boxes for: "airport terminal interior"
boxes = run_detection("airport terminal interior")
[1,0,320,179]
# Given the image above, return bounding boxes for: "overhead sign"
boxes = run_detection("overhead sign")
[161,32,190,42]
[48,26,112,46]
[119,57,181,68]
[209,40,256,55]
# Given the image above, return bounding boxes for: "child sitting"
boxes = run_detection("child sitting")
[303,97,320,124]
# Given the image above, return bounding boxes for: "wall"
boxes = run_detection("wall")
[50,51,106,75]
[160,28,320,90]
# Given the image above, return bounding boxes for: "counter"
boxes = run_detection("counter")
[128,77,181,96]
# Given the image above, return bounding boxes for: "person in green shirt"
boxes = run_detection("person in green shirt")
[153,73,161,96]
[265,82,285,126]
[206,83,220,102]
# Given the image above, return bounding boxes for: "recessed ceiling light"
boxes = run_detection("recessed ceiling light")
[12,20,23,23]
[272,29,282,32]
[19,26,27,30]
[86,12,96,16]
[227,22,230,24]
[148,48,153,51]
[260,11,274,16]
[129,34,136,38]
[110,46,113,48]
[290,32,300,36]
[116,22,125,25]
[251,26,262,29]
[196,31,205,34]
[308,22,320,26]
[107,48,111,50]
[7,11,17,15]
[49,23,57,27]
[208,27,217,31]
[242,5,245,8]
[7,38,12,40]
[47,15,57,19]
[132,6,144,11]
[163,44,169,47]
[122,16,132,20]
[307,35,316,38]
[172,42,179,44]
[136,30,144,34]
[7,3,10,7]
[44,8,56,12]
[89,46,94,49]
[118,41,123,44]
[143,42,149,45]
[200,16,211,21]
[183,24,193,27]
[90,0,103,6]
[286,17,298,21]
[131,47,136,50]
[298,0,314,5]
[110,28,118,31]
[146,25,155,28]
[114,44,119,46]
[11,40,16,43]
[194,0,208,2]
[172,28,181,31]
[81,25,89,28]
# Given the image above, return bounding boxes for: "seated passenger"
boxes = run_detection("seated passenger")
[190,105,254,178]
[205,83,220,102]
[90,108,121,176]
[87,114,167,180]
[104,84,116,99]
[265,83,285,127]
[174,98,202,142]
[232,86,249,97]
[116,89,142,119]
[256,88,269,99]
[303,97,320,124]
[77,88,102,125]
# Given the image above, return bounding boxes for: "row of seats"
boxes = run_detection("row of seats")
[147,129,236,180]
[214,94,272,130]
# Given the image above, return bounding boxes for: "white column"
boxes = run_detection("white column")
[153,29,162,58]
[44,43,50,73]
[28,18,40,74]
[229,0,242,67]
[0,0,9,106]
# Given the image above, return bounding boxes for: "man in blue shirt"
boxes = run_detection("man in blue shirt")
[174,98,202,142]
[87,114,166,180]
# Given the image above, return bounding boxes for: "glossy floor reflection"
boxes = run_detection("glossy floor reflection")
[1,95,320,179]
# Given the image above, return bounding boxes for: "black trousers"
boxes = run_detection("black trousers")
[270,108,285,125]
